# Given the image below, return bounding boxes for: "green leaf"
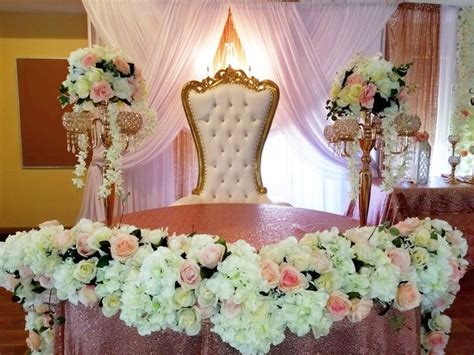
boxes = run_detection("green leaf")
[430,232,438,240]
[382,221,391,228]
[99,240,111,254]
[97,255,111,268]
[347,292,361,299]
[130,229,142,240]
[39,326,49,333]
[389,315,406,331]
[216,237,227,246]
[58,84,68,94]
[392,237,402,248]
[32,286,46,294]
[11,295,21,303]
[200,266,217,279]
[389,227,400,236]
[56,316,66,325]
[353,259,368,272]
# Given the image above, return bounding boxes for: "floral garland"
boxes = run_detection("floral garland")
[0,218,467,354]
[451,7,474,175]
[59,46,156,197]
[326,55,412,195]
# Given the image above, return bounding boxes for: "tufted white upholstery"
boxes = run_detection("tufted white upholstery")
[173,68,278,206]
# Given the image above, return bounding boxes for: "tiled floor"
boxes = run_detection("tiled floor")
[0,271,472,354]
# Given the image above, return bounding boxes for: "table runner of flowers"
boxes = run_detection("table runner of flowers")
[0,217,468,354]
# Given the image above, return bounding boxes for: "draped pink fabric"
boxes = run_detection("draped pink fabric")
[80,0,397,220]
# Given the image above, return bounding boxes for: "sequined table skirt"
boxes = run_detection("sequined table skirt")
[55,203,420,354]
[345,177,474,265]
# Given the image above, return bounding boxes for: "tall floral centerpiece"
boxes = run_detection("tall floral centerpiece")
[59,46,156,225]
[325,55,417,227]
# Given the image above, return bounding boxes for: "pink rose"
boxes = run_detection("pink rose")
[178,260,202,289]
[446,230,464,246]
[261,259,280,287]
[198,244,225,269]
[82,53,97,68]
[36,275,53,289]
[387,248,411,273]
[425,331,448,351]
[90,80,114,103]
[346,73,363,85]
[114,57,130,74]
[132,80,144,100]
[416,131,429,142]
[398,87,409,103]
[39,220,60,228]
[393,217,421,235]
[19,265,33,279]
[460,108,470,118]
[314,250,332,273]
[449,259,462,283]
[35,304,49,314]
[222,298,242,319]
[42,313,53,328]
[54,230,74,252]
[326,291,352,321]
[348,298,373,323]
[76,233,95,257]
[359,83,377,109]
[78,285,98,307]
[278,264,308,293]
[394,282,421,311]
[110,233,139,261]
[26,331,41,351]
[196,305,216,319]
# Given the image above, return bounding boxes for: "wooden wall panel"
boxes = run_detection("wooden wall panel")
[17,58,76,167]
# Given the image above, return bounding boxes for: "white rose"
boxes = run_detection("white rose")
[299,233,319,252]
[85,67,103,83]
[73,258,98,283]
[172,287,196,309]
[428,313,451,332]
[315,271,341,293]
[88,226,113,251]
[74,77,91,98]
[376,78,400,98]
[287,251,312,271]
[102,293,121,317]
[112,77,133,100]
[177,307,201,336]
[196,281,217,308]
[411,247,430,267]
[413,228,431,247]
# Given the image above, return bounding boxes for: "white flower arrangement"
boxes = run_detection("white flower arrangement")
[0,218,468,354]
[59,45,157,197]
[451,7,474,174]
[326,55,412,195]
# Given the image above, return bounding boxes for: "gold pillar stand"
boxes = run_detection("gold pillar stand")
[358,112,376,227]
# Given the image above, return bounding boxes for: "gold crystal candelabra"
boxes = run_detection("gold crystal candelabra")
[62,102,143,226]
[324,112,420,227]
[446,134,461,185]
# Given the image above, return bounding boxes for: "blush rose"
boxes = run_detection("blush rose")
[198,244,225,269]
[278,264,308,293]
[178,260,202,289]
[326,291,352,321]
[260,259,280,287]
[394,282,421,311]
[110,233,139,261]
[387,248,411,273]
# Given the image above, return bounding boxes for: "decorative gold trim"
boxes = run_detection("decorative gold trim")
[181,66,279,195]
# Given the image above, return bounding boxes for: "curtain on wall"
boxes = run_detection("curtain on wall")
[385,3,441,146]
[431,6,458,176]
[81,0,397,219]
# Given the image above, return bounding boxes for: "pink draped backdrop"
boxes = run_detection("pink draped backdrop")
[80,0,397,221]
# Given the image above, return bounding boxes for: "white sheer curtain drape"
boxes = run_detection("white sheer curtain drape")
[232,2,395,212]
[432,6,458,177]
[80,0,228,220]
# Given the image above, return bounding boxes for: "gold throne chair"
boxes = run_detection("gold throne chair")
[172,67,279,205]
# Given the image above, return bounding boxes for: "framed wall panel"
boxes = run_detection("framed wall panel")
[17,58,77,168]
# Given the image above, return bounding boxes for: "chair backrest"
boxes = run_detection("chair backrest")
[182,67,279,203]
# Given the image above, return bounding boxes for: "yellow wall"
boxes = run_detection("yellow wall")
[0,12,88,228]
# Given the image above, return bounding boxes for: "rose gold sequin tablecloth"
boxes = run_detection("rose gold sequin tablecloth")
[55,204,420,354]
[346,177,474,264]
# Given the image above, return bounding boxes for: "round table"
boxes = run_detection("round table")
[56,204,419,355]
[117,203,359,248]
